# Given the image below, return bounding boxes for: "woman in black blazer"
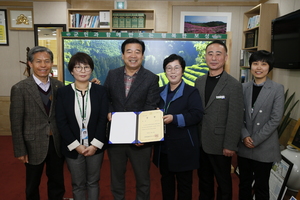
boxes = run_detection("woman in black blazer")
[56,52,108,200]
[153,54,204,200]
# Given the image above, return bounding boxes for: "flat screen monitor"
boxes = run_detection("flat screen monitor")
[272,9,300,69]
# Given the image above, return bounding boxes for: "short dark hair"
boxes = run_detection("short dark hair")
[27,46,53,63]
[249,50,274,72]
[206,40,228,53]
[163,54,186,72]
[68,52,94,73]
[121,38,145,54]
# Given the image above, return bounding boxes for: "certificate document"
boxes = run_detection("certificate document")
[109,110,164,144]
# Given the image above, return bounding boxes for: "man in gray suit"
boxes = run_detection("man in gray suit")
[10,46,65,200]
[195,40,244,200]
[104,38,159,200]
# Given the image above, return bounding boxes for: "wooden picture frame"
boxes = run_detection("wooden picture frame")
[0,9,9,45]
[7,8,33,31]
[287,118,300,151]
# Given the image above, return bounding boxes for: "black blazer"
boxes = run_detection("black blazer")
[104,66,160,112]
[56,83,108,159]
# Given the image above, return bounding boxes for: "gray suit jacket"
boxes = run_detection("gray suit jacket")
[104,66,160,112]
[238,78,284,162]
[195,71,244,155]
[10,75,64,165]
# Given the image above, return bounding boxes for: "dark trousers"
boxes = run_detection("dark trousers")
[238,156,272,200]
[159,153,193,200]
[25,136,65,200]
[108,144,152,200]
[198,147,232,200]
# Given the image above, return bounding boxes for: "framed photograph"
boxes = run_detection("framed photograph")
[114,1,127,9]
[0,9,9,45]
[7,8,33,30]
[287,118,300,150]
[180,12,232,34]
[269,155,293,200]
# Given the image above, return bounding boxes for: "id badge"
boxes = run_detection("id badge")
[81,128,88,147]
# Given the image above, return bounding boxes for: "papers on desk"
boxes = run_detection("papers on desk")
[108,109,164,144]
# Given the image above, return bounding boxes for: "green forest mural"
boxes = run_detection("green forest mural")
[63,38,211,86]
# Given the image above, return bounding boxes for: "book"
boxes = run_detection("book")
[240,49,252,67]
[247,15,260,29]
[109,110,164,144]
[125,13,132,28]
[245,32,255,48]
[112,13,119,28]
[240,68,250,83]
[99,11,110,28]
[131,13,138,28]
[137,13,145,28]
[75,13,81,27]
[118,13,125,28]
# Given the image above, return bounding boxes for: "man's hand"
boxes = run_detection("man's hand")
[17,155,28,163]
[223,149,235,157]
[107,112,112,121]
[91,78,101,85]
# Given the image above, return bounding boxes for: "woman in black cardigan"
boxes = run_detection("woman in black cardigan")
[56,52,108,200]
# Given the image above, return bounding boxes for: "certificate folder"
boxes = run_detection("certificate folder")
[109,110,164,144]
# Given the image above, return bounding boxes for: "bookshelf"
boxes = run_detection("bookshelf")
[239,3,278,82]
[67,9,155,33]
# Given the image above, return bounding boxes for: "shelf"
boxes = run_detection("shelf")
[240,3,278,82]
[67,9,155,33]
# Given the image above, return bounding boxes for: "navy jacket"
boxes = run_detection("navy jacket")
[153,81,204,172]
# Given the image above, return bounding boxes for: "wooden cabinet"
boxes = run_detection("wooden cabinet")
[240,3,278,82]
[67,9,155,33]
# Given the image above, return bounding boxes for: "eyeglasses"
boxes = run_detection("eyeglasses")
[166,65,181,72]
[74,65,91,72]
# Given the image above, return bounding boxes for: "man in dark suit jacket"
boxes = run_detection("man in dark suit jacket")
[104,38,160,200]
[10,46,65,200]
[195,40,244,200]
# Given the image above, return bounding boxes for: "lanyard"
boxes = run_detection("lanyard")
[75,88,89,127]
[164,88,179,114]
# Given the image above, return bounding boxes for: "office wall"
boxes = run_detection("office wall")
[267,0,300,120]
[0,2,69,96]
[0,2,69,135]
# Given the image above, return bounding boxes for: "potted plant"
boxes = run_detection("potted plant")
[277,89,299,139]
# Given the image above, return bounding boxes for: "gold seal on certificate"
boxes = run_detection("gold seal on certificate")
[109,109,164,144]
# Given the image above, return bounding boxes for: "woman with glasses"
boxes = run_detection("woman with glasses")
[153,54,203,200]
[56,52,108,200]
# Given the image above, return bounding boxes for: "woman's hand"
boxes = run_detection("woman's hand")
[75,145,86,155]
[163,114,173,124]
[82,145,98,156]
[243,137,255,148]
